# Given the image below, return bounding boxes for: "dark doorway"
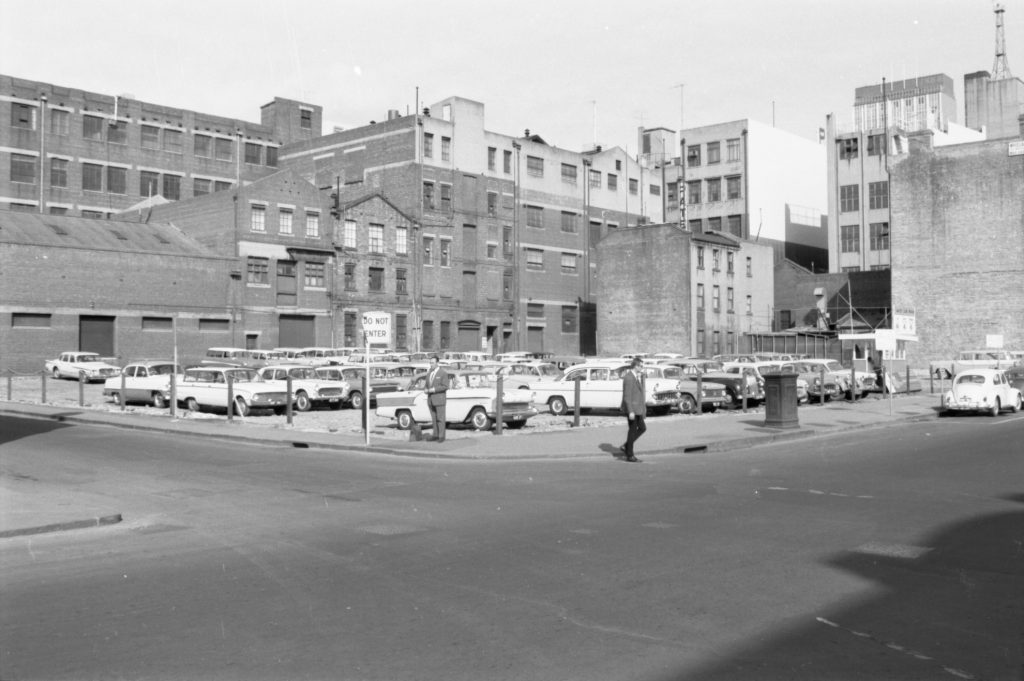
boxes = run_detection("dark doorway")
[79,315,115,356]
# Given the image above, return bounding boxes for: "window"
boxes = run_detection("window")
[343,219,357,249]
[423,236,434,265]
[11,102,35,129]
[687,180,701,204]
[487,147,496,171]
[396,268,407,295]
[440,239,451,267]
[163,174,181,201]
[561,163,577,184]
[727,287,734,313]
[344,262,356,290]
[423,182,435,209]
[422,320,434,350]
[279,209,293,235]
[687,145,701,167]
[839,138,859,160]
[440,184,451,211]
[589,169,601,188]
[503,226,513,259]
[868,181,889,209]
[707,141,721,164]
[215,137,232,161]
[562,306,578,333]
[746,295,752,315]
[713,249,721,271]
[50,109,68,135]
[396,226,408,255]
[487,243,497,258]
[726,176,741,200]
[560,211,578,233]
[194,134,212,158]
[423,133,433,158]
[561,253,577,274]
[688,219,702,232]
[368,266,384,291]
[247,257,269,284]
[727,251,735,273]
[163,129,182,154]
[441,136,450,161]
[306,213,320,237]
[526,248,544,270]
[870,222,889,250]
[369,223,384,253]
[107,121,127,145]
[395,314,408,349]
[300,108,312,129]
[841,224,860,253]
[215,180,232,192]
[265,147,278,167]
[706,178,721,202]
[502,274,512,300]
[107,166,127,195]
[487,191,498,216]
[867,134,885,156]
[304,262,325,288]
[708,216,722,232]
[607,173,617,190]
[527,205,544,228]
[250,204,266,232]
[50,158,67,187]
[503,149,512,173]
[10,154,36,184]
[81,210,104,219]
[193,178,211,196]
[244,142,261,165]
[746,256,752,277]
[527,303,544,318]
[141,125,160,149]
[840,185,859,212]
[727,138,740,162]
[629,178,638,194]
[440,321,451,350]
[82,163,103,191]
[12,312,51,327]
[697,283,705,310]
[527,155,544,177]
[141,316,172,331]
[697,246,705,269]
[713,331,721,355]
[727,215,742,236]
[649,183,660,196]
[83,115,103,140]
[712,285,721,312]
[140,171,159,198]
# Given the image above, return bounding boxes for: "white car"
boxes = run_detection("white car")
[257,364,350,411]
[45,352,120,382]
[375,371,537,431]
[800,358,875,398]
[499,361,562,389]
[529,362,682,416]
[177,366,288,416]
[942,368,1022,416]
[103,360,182,407]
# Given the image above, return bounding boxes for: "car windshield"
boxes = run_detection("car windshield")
[659,366,684,378]
[956,374,987,385]
[151,364,180,375]
[226,368,261,382]
[822,361,845,372]
[316,369,342,380]
[535,364,560,377]
[288,367,317,379]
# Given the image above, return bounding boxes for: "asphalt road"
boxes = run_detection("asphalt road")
[1,413,1021,681]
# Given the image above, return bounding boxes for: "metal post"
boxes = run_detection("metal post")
[819,366,826,405]
[742,371,748,413]
[78,371,86,406]
[226,373,234,422]
[696,373,703,414]
[120,371,126,411]
[286,375,294,425]
[170,371,177,419]
[41,371,46,405]
[905,365,911,395]
[495,374,504,435]
[573,375,582,427]
[6,373,12,401]
[849,366,857,401]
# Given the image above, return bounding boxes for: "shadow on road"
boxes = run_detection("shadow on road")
[0,414,73,446]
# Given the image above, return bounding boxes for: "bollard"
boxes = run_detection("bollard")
[361,373,369,432]
[170,371,177,419]
[6,373,11,401]
[849,366,858,401]
[573,375,582,427]
[819,366,826,405]
[696,373,703,414]
[286,375,294,425]
[905,365,911,395]
[226,372,234,421]
[120,371,127,411]
[41,371,47,405]
[494,375,504,435]
[78,371,86,406]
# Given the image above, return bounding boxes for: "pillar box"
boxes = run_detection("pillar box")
[763,373,800,429]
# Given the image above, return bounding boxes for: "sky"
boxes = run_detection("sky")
[1,0,1018,152]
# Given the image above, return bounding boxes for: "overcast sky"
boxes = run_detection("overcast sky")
[2,0,1017,152]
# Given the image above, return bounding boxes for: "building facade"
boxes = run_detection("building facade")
[0,74,322,217]
[964,70,1024,139]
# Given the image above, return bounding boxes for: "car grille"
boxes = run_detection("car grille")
[501,401,532,411]
[251,392,288,403]
[653,391,679,402]
[317,388,344,397]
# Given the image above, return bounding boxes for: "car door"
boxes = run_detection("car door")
[125,365,146,401]
[585,367,620,409]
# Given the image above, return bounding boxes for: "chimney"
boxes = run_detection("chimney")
[387,109,400,121]
[524,128,530,138]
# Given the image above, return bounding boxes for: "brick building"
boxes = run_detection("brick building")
[594,223,775,357]
[0,73,321,216]
[0,211,236,372]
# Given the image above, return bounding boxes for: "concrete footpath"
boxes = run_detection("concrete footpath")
[0,392,943,539]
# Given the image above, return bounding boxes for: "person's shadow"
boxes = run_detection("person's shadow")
[599,442,626,460]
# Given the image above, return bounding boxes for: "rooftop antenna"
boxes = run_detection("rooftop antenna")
[993,3,1013,80]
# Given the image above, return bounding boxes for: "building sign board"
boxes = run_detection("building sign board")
[361,311,391,345]
[1009,140,1024,157]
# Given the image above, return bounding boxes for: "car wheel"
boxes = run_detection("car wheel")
[469,407,492,431]
[396,410,414,430]
[152,392,167,409]
[185,397,201,413]
[990,398,1000,417]
[295,391,312,412]
[233,398,250,417]
[549,396,568,416]
[52,367,61,379]
[678,394,697,414]
[348,391,364,410]
[1012,394,1022,413]
[108,390,120,404]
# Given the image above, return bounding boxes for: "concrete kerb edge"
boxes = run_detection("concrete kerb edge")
[0,513,122,540]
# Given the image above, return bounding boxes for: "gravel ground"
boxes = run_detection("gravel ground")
[1,375,761,442]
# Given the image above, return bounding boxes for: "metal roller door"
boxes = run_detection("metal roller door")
[79,316,115,356]
[279,315,315,348]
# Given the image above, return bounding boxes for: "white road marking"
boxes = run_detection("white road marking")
[855,542,932,559]
[757,486,873,500]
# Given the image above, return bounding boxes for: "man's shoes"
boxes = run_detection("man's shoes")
[623,455,640,463]
[436,436,445,443]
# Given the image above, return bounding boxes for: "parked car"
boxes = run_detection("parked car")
[45,352,120,382]
[244,349,286,368]
[777,361,844,401]
[201,347,251,367]
[176,366,288,416]
[499,361,562,389]
[929,349,1016,379]
[376,370,538,431]
[320,366,404,409]
[666,360,764,408]
[942,368,1022,416]
[800,358,875,398]
[1005,365,1024,394]
[103,360,182,407]
[641,364,728,413]
[753,363,810,405]
[529,362,682,416]
[256,364,350,411]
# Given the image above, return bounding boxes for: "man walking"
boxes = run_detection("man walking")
[620,357,646,462]
[425,355,449,442]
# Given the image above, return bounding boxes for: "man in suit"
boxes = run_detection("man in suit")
[620,357,646,462]
[425,355,450,442]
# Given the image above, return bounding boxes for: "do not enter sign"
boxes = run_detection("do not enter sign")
[361,311,391,345]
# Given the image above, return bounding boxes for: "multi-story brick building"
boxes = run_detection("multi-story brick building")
[279,96,664,356]
[0,211,236,372]
[0,73,322,216]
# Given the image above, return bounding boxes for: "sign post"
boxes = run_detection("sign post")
[361,312,392,446]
